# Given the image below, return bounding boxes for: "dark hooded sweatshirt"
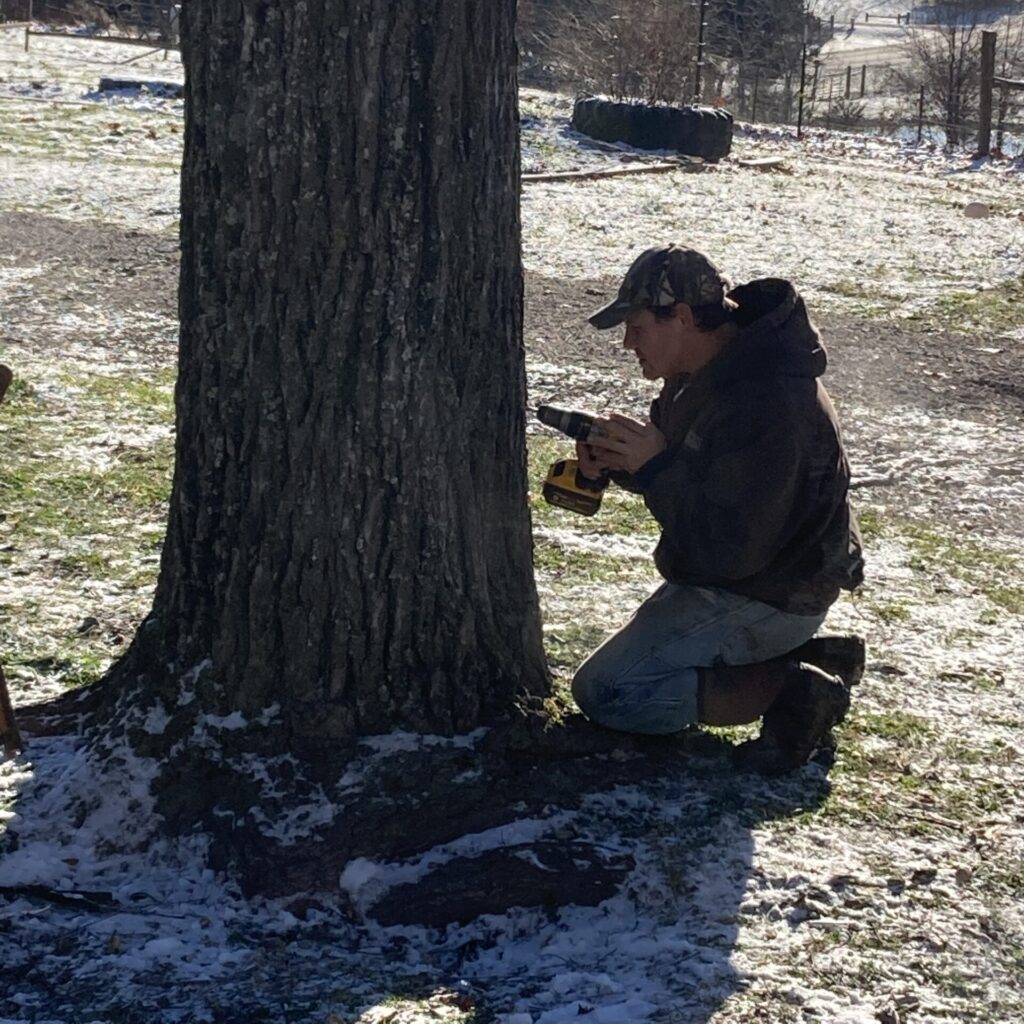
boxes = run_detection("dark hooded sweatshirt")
[621,278,864,615]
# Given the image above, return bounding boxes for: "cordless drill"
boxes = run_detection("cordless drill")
[536,404,609,516]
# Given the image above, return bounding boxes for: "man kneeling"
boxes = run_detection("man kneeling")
[572,245,865,775]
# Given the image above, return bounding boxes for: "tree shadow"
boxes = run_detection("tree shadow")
[326,725,834,1023]
[0,714,831,1024]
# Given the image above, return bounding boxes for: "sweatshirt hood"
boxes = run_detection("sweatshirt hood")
[708,278,826,385]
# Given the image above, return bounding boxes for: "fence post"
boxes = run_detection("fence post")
[693,0,708,104]
[826,79,834,131]
[917,85,925,144]
[860,64,867,97]
[24,0,31,51]
[995,87,1007,154]
[977,30,997,156]
[752,67,759,122]
[845,65,852,99]
[797,32,808,139]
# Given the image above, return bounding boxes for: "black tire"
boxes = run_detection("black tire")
[571,98,733,162]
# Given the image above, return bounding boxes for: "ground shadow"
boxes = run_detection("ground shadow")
[0,716,831,1023]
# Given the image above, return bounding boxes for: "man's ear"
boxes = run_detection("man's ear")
[673,301,695,328]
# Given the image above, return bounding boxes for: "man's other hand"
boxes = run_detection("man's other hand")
[586,413,667,474]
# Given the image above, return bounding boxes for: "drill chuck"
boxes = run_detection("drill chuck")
[536,404,598,441]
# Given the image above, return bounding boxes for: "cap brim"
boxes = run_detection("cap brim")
[587,299,633,330]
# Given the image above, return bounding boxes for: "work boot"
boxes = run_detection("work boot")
[788,634,866,687]
[733,662,851,776]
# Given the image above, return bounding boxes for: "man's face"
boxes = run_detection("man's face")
[621,307,690,380]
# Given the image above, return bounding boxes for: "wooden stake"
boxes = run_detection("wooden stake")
[977,30,997,156]
[0,664,23,757]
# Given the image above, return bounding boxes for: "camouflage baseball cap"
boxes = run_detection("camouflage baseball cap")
[588,244,731,329]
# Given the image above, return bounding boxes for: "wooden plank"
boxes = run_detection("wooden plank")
[26,30,178,50]
[523,159,700,184]
[736,157,788,170]
[0,663,23,757]
[0,366,21,757]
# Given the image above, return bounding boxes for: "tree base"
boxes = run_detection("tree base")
[181,710,737,921]
[15,684,808,926]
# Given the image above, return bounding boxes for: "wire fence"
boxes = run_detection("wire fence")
[726,56,1024,154]
[5,4,1022,158]
[0,6,182,103]
[0,1,178,45]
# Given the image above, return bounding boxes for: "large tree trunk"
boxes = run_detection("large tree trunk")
[115,0,549,753]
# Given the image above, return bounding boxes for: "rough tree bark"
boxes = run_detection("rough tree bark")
[108,1,549,774]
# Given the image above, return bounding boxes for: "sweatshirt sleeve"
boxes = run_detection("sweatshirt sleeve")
[602,391,666,495]
[635,398,805,581]
[606,468,644,494]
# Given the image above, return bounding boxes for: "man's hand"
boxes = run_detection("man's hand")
[584,413,667,475]
[575,438,610,481]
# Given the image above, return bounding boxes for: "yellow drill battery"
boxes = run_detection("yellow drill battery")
[542,458,608,516]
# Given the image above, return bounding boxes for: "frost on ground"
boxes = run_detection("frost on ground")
[1,33,1024,1024]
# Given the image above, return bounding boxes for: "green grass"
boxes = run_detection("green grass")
[71,369,176,423]
[902,519,1023,612]
[891,273,1024,336]
[533,534,652,584]
[0,368,173,690]
[985,585,1024,615]
[0,433,173,540]
[816,269,1024,337]
[821,705,1023,842]
[816,709,938,827]
[855,505,884,543]
[859,509,1023,621]
[820,279,876,299]
[930,275,1024,336]
[0,100,182,164]
[867,599,912,623]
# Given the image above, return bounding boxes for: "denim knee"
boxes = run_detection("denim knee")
[571,660,613,726]
[572,656,698,735]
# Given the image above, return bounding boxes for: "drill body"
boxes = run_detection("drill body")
[536,404,603,442]
[535,405,609,516]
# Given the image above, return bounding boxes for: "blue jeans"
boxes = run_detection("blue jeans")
[572,584,827,735]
